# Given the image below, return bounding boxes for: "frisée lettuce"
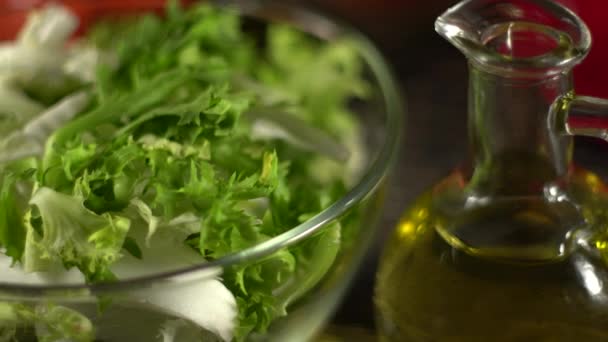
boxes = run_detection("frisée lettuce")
[0,1,367,341]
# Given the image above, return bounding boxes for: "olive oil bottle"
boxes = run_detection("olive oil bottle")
[376,168,608,341]
[376,0,608,340]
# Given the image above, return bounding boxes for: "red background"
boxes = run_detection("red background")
[556,1,608,98]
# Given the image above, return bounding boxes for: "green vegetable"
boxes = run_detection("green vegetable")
[24,187,131,282]
[0,302,94,342]
[0,1,367,340]
[0,174,27,262]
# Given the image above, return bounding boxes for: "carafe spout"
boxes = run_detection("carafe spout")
[435,0,591,77]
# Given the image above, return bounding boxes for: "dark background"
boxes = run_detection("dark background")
[305,0,608,335]
[321,1,470,332]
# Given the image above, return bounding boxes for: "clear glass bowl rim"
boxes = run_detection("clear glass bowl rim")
[0,0,403,296]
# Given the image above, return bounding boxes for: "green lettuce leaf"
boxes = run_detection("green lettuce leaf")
[0,302,94,342]
[24,187,130,282]
[0,174,27,262]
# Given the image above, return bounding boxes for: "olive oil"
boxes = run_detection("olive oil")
[376,169,608,341]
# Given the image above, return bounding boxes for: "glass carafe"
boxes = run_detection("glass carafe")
[376,0,608,340]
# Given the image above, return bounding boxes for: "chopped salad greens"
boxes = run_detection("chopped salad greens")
[0,1,367,341]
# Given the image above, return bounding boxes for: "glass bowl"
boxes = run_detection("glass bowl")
[0,1,402,341]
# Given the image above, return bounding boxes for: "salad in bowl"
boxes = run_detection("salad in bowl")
[0,1,401,341]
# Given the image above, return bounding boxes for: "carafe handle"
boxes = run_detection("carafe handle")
[552,95,608,142]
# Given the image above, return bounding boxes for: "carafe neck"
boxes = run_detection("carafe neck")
[466,62,573,197]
